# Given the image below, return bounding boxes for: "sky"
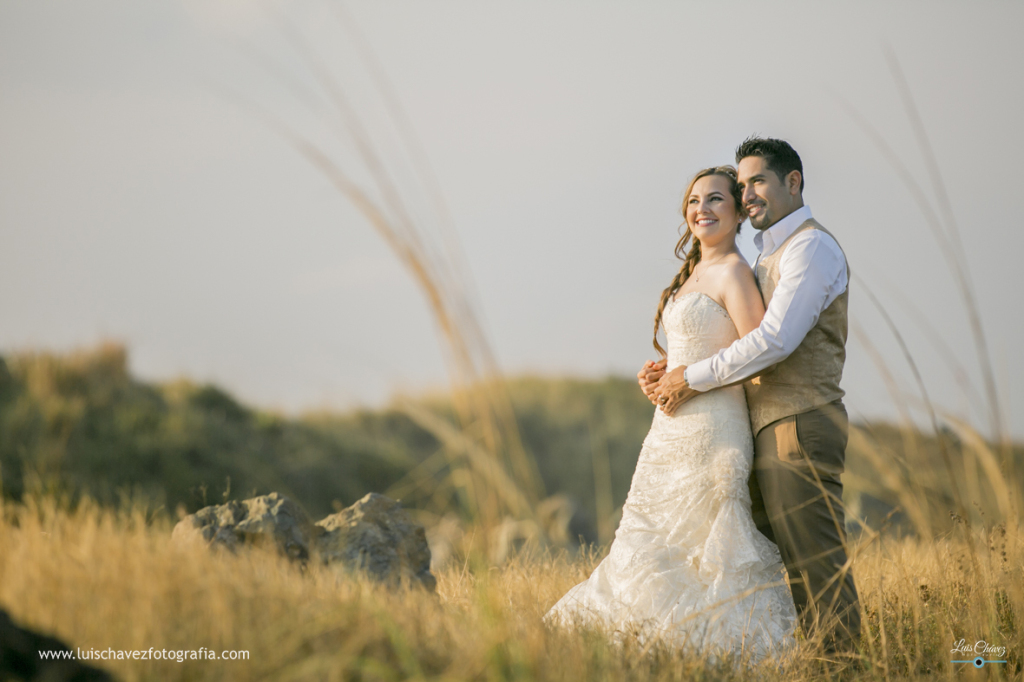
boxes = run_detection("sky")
[1,0,1022,440]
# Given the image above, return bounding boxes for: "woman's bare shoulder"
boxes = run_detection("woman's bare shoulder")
[719,252,764,324]
[722,254,755,277]
[720,255,760,299]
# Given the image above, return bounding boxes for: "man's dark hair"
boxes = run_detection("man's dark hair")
[735,136,804,192]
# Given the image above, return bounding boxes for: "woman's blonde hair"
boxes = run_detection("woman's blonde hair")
[651,165,745,357]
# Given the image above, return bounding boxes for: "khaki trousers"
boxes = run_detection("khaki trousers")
[748,400,861,653]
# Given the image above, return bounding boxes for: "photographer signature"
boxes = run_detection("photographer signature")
[950,639,1007,668]
[951,639,1006,658]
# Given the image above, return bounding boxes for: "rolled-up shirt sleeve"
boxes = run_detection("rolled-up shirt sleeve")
[684,230,847,391]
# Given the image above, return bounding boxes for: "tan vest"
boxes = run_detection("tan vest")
[744,219,849,435]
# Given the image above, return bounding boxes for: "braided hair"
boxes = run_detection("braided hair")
[652,166,744,357]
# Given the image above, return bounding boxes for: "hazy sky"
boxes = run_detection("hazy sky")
[1,0,1022,440]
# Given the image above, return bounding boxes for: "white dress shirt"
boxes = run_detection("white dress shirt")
[684,205,848,391]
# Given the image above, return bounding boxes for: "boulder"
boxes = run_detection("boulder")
[173,492,436,591]
[171,492,316,560]
[316,493,436,591]
[0,608,115,681]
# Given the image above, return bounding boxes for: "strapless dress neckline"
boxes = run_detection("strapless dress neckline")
[670,290,728,316]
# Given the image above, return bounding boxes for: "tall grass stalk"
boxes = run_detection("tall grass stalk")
[837,48,1015,521]
[224,5,553,554]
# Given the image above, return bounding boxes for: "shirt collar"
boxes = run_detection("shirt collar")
[752,205,813,257]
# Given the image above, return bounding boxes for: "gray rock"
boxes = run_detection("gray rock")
[173,492,436,591]
[171,492,316,560]
[316,493,436,591]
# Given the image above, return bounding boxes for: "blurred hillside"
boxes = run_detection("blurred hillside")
[0,344,1018,542]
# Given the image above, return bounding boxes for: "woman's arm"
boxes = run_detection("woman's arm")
[720,260,765,337]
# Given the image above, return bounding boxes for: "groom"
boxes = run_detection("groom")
[641,136,861,654]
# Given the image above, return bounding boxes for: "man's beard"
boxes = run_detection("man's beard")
[748,208,772,230]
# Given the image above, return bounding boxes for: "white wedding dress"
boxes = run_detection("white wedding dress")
[545,291,797,663]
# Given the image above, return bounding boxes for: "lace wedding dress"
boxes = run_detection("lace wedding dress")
[545,291,797,662]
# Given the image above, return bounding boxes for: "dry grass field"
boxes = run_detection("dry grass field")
[1,492,1021,681]
[2,14,1017,681]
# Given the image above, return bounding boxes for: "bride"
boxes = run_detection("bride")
[544,166,797,662]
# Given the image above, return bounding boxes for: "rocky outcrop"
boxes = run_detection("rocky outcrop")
[171,492,316,560]
[317,493,436,591]
[0,609,115,681]
[173,492,435,591]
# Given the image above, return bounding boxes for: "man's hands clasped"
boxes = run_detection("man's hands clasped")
[636,359,700,416]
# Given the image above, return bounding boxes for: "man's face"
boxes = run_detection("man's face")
[736,155,800,230]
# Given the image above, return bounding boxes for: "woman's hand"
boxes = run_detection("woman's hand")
[652,365,700,416]
[637,359,666,405]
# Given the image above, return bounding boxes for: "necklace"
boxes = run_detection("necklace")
[692,253,730,282]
